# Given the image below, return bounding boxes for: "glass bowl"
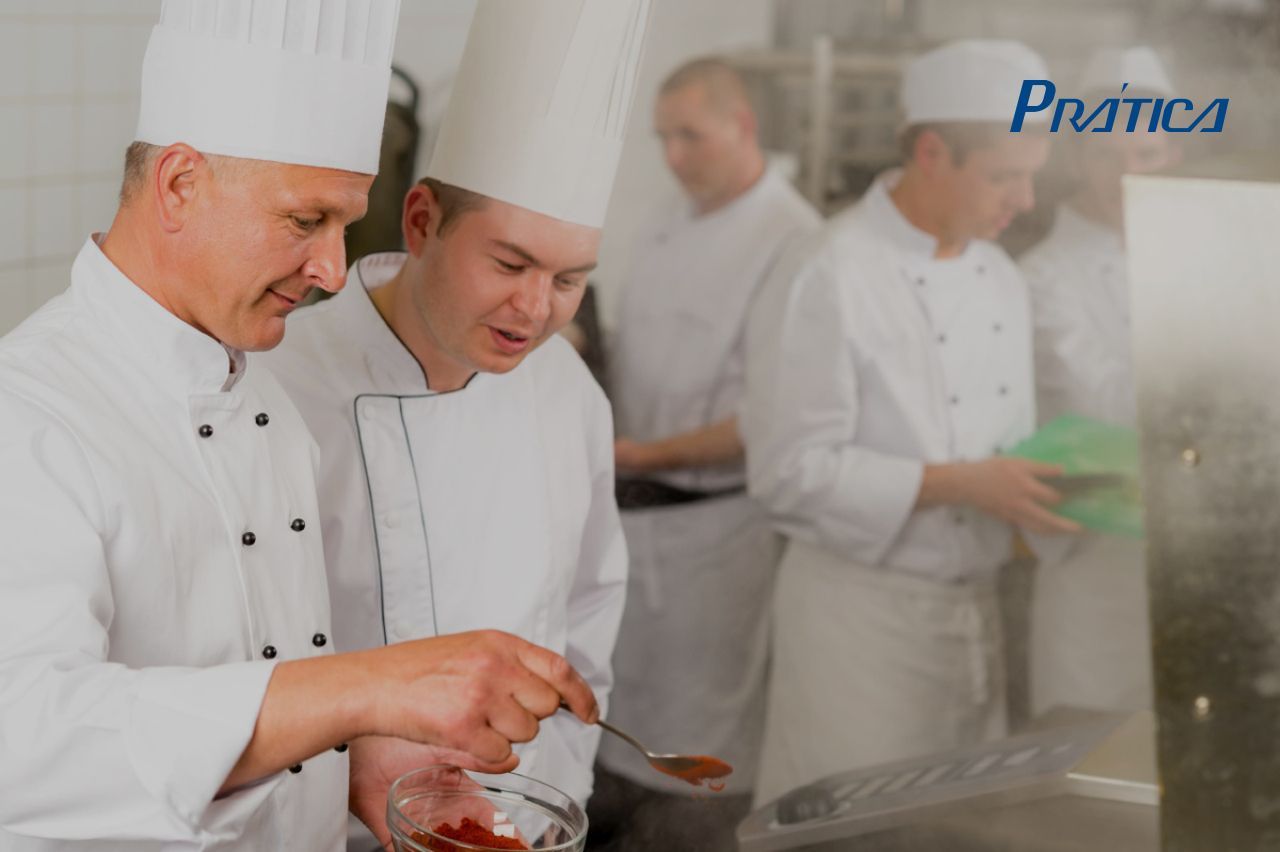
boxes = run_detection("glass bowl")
[388,766,587,852]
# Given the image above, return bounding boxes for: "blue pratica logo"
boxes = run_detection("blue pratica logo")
[1011,80,1228,134]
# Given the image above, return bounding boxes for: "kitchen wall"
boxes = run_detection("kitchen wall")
[0,0,774,335]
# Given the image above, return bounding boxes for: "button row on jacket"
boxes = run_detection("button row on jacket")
[242,519,309,547]
[262,635,327,658]
[197,412,271,439]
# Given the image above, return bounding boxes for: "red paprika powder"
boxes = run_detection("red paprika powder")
[656,755,733,792]
[410,818,530,851]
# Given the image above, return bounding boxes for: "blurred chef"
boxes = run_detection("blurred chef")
[0,3,602,850]
[1021,47,1181,716]
[590,57,820,850]
[743,40,1078,804]
[258,2,651,847]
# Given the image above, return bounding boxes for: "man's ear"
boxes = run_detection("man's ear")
[912,128,951,176]
[152,143,207,234]
[403,183,442,257]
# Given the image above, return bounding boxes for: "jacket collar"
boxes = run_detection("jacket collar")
[73,236,245,398]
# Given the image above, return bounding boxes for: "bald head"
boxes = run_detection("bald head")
[654,56,765,214]
[659,57,754,118]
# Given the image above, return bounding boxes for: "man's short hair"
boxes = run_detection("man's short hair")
[119,140,256,203]
[418,177,488,237]
[658,56,753,117]
[899,121,1047,166]
[120,141,160,203]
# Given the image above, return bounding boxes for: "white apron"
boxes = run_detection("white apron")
[754,541,1005,806]
[600,168,820,794]
[0,238,345,850]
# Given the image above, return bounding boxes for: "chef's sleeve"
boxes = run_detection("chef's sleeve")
[0,391,280,843]
[742,246,922,565]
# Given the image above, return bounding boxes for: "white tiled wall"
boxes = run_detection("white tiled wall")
[0,0,774,335]
[0,0,154,335]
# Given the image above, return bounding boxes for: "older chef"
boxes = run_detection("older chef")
[259,2,650,845]
[1021,47,1181,716]
[592,57,821,849]
[744,40,1078,804]
[0,3,599,850]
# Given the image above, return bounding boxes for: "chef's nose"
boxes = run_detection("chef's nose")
[305,227,348,294]
[511,274,553,328]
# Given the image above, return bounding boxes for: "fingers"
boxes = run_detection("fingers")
[1024,477,1064,506]
[1016,501,1083,535]
[1021,460,1065,477]
[513,640,599,724]
[486,696,541,747]
[509,671,562,720]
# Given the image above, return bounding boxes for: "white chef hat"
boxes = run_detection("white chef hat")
[1079,46,1175,97]
[903,39,1049,126]
[136,0,401,175]
[426,0,653,229]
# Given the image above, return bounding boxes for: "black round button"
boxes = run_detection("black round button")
[255,412,270,427]
[289,764,303,774]
[335,743,349,753]
[242,531,256,546]
[198,424,213,439]
[312,633,327,648]
[262,645,277,659]
[291,518,306,532]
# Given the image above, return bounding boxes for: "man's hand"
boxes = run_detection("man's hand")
[358,630,599,767]
[223,630,597,797]
[349,737,495,851]
[919,458,1082,535]
[614,437,659,473]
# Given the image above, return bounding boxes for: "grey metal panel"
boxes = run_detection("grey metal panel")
[1126,172,1280,850]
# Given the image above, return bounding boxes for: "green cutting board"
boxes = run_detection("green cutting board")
[1007,415,1144,539]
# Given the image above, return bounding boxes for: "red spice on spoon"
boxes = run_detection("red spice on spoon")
[410,818,529,851]
[655,755,733,792]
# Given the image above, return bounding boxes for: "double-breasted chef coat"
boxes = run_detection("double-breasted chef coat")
[1020,204,1151,716]
[0,238,345,850]
[600,166,821,796]
[742,171,1037,804]
[259,252,627,837]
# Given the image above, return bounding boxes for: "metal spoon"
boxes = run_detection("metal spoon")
[594,717,733,786]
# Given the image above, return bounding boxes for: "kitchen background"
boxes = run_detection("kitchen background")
[0,0,1275,335]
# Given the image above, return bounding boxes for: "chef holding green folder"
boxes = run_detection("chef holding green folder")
[743,40,1080,804]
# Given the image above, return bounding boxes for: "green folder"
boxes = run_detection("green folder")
[1007,415,1143,539]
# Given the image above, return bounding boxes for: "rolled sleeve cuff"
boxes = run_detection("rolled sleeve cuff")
[126,661,279,827]
[826,454,924,564]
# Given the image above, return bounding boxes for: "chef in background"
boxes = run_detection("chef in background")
[590,57,820,851]
[0,3,602,850]
[259,2,651,847]
[743,40,1077,806]
[1021,47,1181,717]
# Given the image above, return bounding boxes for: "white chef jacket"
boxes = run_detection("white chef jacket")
[743,171,1034,803]
[1020,205,1151,715]
[0,238,345,851]
[743,170,1036,584]
[1020,204,1135,426]
[599,167,820,795]
[258,253,626,815]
